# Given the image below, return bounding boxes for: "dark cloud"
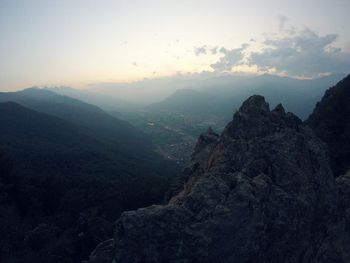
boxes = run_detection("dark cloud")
[249,28,350,77]
[210,44,248,72]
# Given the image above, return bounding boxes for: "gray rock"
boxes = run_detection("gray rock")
[88,239,115,263]
[314,170,350,262]
[89,95,347,263]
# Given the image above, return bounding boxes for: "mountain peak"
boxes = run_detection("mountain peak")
[223,95,301,140]
[272,103,286,115]
[239,95,270,114]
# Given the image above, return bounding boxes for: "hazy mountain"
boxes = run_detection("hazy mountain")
[0,88,152,152]
[45,86,135,112]
[86,73,346,108]
[146,73,347,120]
[146,89,222,115]
[216,73,347,119]
[86,75,213,104]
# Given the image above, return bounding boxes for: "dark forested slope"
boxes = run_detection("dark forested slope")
[0,102,179,262]
[0,89,177,177]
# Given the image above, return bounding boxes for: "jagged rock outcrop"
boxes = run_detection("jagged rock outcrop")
[89,95,346,263]
[307,74,350,176]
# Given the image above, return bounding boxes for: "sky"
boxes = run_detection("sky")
[0,0,350,91]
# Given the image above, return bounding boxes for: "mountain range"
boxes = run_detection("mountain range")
[0,88,177,178]
[104,74,346,164]
[0,88,179,262]
[1,73,349,263]
[146,73,347,120]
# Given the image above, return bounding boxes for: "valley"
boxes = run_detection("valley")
[115,110,226,164]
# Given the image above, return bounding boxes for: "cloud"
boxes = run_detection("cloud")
[249,28,350,77]
[194,45,219,56]
[210,44,248,72]
[345,42,350,53]
[211,46,219,55]
[193,18,350,77]
[132,62,138,67]
[194,45,207,56]
[276,15,296,35]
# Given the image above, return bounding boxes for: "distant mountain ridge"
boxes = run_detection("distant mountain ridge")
[146,73,347,120]
[0,88,178,178]
[0,88,148,149]
[85,73,346,106]
[45,86,134,111]
[146,89,222,115]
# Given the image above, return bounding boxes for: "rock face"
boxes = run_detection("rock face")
[317,169,350,262]
[89,95,349,263]
[307,74,350,176]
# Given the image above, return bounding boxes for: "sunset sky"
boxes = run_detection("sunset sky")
[1,0,350,91]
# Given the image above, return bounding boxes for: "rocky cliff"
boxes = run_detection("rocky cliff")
[307,74,350,177]
[89,95,350,263]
